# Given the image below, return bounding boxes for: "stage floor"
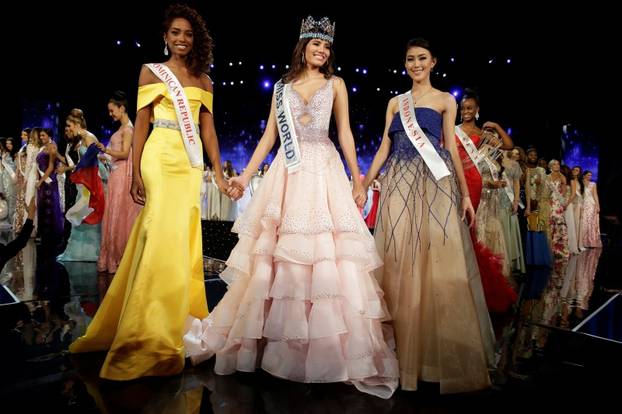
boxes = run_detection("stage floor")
[1,221,620,411]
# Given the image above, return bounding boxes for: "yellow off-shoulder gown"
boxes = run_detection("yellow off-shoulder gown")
[70,83,213,380]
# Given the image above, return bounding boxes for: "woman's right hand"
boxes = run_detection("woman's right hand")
[226,175,248,200]
[229,175,249,191]
[131,175,146,205]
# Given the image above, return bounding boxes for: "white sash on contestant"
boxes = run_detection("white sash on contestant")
[482,155,524,209]
[146,63,203,169]
[2,158,16,184]
[65,146,76,168]
[36,147,53,184]
[455,125,482,173]
[398,92,451,181]
[24,144,39,205]
[274,79,302,173]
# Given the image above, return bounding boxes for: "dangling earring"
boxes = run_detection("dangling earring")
[475,112,480,120]
[164,41,169,56]
[301,54,305,64]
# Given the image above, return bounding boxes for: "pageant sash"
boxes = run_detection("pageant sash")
[65,146,76,168]
[2,158,16,183]
[398,93,450,180]
[482,155,525,209]
[36,147,53,184]
[146,63,202,169]
[501,170,525,209]
[455,125,482,173]
[274,79,302,173]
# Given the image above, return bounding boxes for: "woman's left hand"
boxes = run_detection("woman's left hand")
[352,182,367,209]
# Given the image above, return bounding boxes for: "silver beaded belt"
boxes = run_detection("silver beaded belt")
[153,119,199,131]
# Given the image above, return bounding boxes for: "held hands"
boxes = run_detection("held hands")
[352,181,367,209]
[219,175,245,201]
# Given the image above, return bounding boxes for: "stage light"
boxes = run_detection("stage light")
[352,87,358,92]
[506,58,512,64]
[356,68,360,73]
[240,80,244,84]
[135,42,141,48]
[116,40,121,45]
[402,70,406,75]
[230,81,234,85]
[489,59,494,64]
[271,64,276,69]
[210,64,214,68]
[443,73,447,78]
[450,57,455,62]
[285,65,289,69]
[262,80,271,89]
[362,69,367,74]
[393,70,397,74]
[260,65,264,70]
[222,82,227,86]
[238,61,242,65]
[376,87,380,91]
[338,66,342,71]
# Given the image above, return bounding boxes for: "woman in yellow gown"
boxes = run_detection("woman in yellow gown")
[69,4,235,380]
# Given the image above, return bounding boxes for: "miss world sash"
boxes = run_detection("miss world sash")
[398,93,450,181]
[455,125,482,173]
[146,63,202,169]
[274,79,302,173]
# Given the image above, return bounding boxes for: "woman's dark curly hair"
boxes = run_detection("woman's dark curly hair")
[163,4,213,76]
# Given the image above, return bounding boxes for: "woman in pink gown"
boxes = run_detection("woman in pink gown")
[580,171,602,247]
[183,16,398,399]
[96,91,141,273]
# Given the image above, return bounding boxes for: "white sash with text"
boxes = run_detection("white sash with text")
[146,63,202,169]
[274,79,302,173]
[398,93,451,181]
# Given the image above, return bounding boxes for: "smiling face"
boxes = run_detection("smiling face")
[108,102,125,122]
[164,17,194,57]
[405,46,436,82]
[303,38,331,68]
[460,97,479,123]
[66,119,81,138]
[39,130,51,145]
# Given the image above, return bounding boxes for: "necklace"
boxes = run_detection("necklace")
[411,87,433,104]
